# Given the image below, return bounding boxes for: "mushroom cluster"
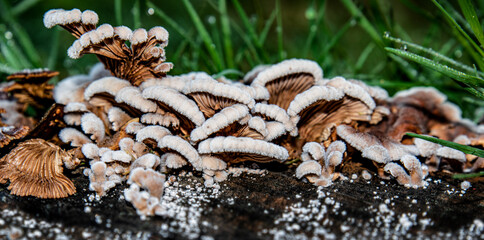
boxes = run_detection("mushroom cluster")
[0,8,482,217]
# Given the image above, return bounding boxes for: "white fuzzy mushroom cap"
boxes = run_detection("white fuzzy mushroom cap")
[162,153,188,169]
[125,121,145,134]
[43,8,82,28]
[81,10,99,25]
[287,85,344,117]
[158,135,202,170]
[184,76,255,108]
[198,136,289,161]
[302,142,325,161]
[132,153,161,170]
[114,26,133,40]
[59,127,92,147]
[251,59,323,92]
[384,162,411,185]
[252,103,293,131]
[414,137,440,157]
[115,87,158,113]
[136,125,171,143]
[436,147,466,162]
[64,102,88,113]
[201,156,227,171]
[142,86,205,126]
[296,160,322,179]
[81,143,100,159]
[264,121,287,141]
[325,76,375,109]
[248,116,268,137]
[190,104,249,142]
[148,26,169,42]
[81,113,105,142]
[84,77,131,100]
[131,28,148,45]
[108,107,131,131]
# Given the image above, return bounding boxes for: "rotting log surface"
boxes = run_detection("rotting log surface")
[0,164,482,239]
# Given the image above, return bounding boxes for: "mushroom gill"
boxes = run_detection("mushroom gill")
[0,138,76,198]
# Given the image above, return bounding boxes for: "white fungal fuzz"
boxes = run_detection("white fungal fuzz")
[184,76,255,108]
[108,107,132,131]
[248,116,268,137]
[198,136,289,161]
[136,125,172,143]
[158,135,202,170]
[326,77,376,109]
[114,26,133,40]
[84,77,131,100]
[87,161,119,197]
[130,28,148,45]
[141,113,180,128]
[131,154,161,170]
[115,87,158,113]
[264,121,287,141]
[190,104,249,142]
[81,10,98,25]
[287,85,344,117]
[251,59,323,90]
[252,103,293,131]
[58,128,92,147]
[81,113,105,142]
[143,86,205,126]
[162,152,188,169]
[148,26,169,42]
[125,168,165,217]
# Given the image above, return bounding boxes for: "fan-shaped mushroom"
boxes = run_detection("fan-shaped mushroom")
[0,139,76,198]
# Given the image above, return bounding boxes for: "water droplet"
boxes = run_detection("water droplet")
[207,15,216,25]
[455,50,463,58]
[305,7,316,20]
[401,44,408,51]
[147,8,154,15]
[4,31,12,40]
[383,31,390,38]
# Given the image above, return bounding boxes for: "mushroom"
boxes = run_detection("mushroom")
[124,168,165,218]
[86,161,119,197]
[0,139,76,198]
[142,86,205,135]
[45,9,172,86]
[250,59,322,108]
[157,135,202,170]
[183,75,255,118]
[3,68,57,111]
[198,136,289,163]
[384,155,428,188]
[296,141,346,187]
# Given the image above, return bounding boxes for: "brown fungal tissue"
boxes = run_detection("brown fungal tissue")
[1,8,482,217]
[44,8,173,86]
[0,139,77,198]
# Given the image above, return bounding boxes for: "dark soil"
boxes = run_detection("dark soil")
[0,164,482,239]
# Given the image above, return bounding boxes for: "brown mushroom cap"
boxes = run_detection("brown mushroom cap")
[0,138,75,198]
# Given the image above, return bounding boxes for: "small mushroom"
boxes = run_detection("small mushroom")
[0,139,76,198]
[250,59,322,108]
[198,136,289,163]
[384,155,428,188]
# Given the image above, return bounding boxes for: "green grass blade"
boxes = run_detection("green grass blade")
[276,0,284,61]
[0,0,41,67]
[219,0,234,69]
[147,1,195,45]
[317,18,353,62]
[232,0,269,62]
[303,0,326,57]
[432,0,484,59]
[341,0,384,49]
[385,47,484,99]
[384,33,484,77]
[452,171,484,179]
[406,133,484,158]
[258,11,277,46]
[182,0,223,71]
[355,43,375,72]
[458,0,484,48]
[231,21,262,64]
[212,69,244,79]
[133,0,141,28]
[114,0,123,25]
[11,0,41,16]
[0,63,18,74]
[47,27,60,70]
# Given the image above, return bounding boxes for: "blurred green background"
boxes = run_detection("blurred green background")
[0,0,483,119]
